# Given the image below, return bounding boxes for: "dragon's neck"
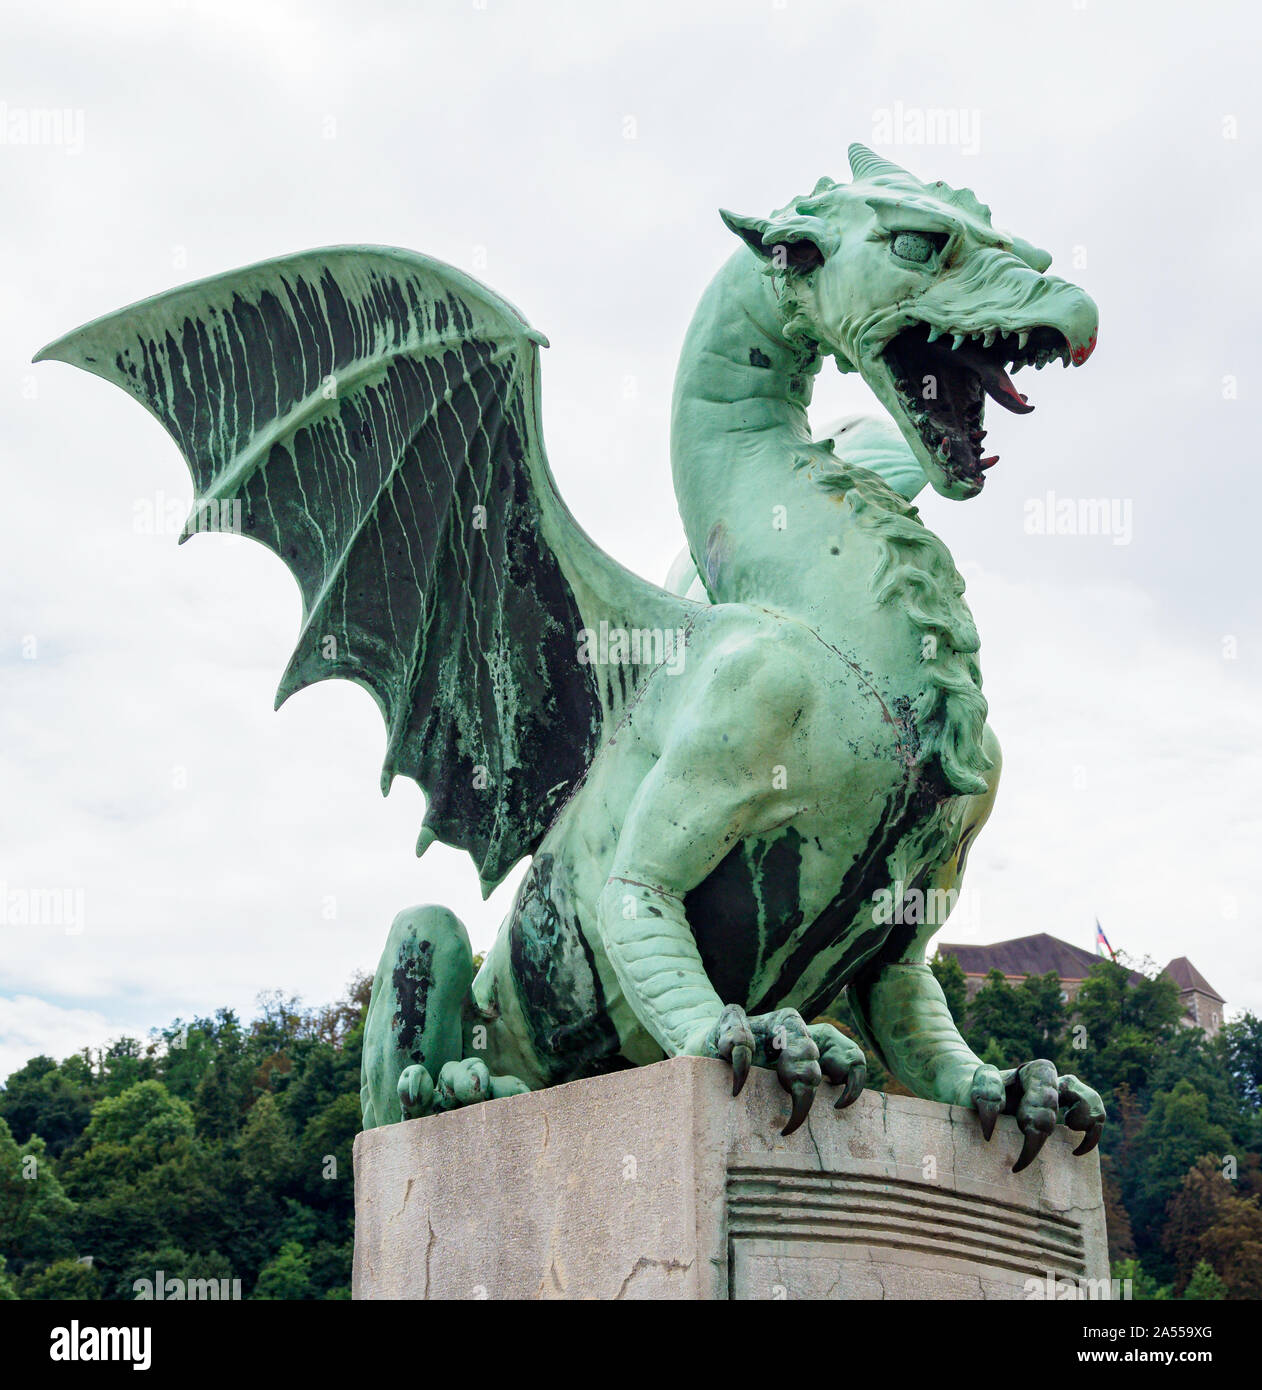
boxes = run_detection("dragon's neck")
[671,251,993,797]
[671,251,846,624]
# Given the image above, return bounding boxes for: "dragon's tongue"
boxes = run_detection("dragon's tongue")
[979,360,1033,415]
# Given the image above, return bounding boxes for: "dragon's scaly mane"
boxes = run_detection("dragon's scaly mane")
[814,462,992,797]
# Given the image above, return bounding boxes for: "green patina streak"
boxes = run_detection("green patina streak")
[37,144,1105,1171]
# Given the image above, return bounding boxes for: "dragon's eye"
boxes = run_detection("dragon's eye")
[890,230,947,266]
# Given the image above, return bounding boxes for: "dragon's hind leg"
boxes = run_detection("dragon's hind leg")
[360,904,527,1128]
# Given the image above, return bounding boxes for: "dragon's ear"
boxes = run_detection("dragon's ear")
[719,208,837,273]
[1011,236,1053,273]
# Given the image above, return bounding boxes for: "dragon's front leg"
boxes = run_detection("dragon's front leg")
[596,631,866,1135]
[849,961,1104,1171]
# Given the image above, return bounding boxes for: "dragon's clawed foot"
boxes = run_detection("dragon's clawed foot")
[691,1004,866,1136]
[970,1059,1106,1173]
[397,1059,530,1119]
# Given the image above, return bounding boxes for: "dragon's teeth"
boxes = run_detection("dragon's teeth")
[983,330,996,349]
[951,333,965,351]
[1017,330,1030,351]
[926,326,943,344]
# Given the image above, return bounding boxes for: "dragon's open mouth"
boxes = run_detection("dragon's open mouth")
[881,322,1074,485]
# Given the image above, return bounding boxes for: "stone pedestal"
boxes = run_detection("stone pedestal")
[352,1056,1108,1300]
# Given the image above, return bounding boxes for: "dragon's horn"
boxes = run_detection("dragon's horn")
[847,143,918,184]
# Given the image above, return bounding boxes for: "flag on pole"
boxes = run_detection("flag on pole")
[1095,920,1115,960]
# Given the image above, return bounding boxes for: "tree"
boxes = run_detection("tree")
[295,1093,360,1206]
[67,1081,196,1199]
[238,1093,294,1188]
[21,1262,100,1301]
[1111,1257,1170,1300]
[253,1240,313,1300]
[929,952,968,1024]
[963,969,1067,1064]
[0,1056,94,1157]
[22,1257,102,1300]
[1100,1153,1134,1261]
[80,1079,194,1151]
[1182,1261,1228,1300]
[1072,958,1182,1097]
[0,1120,75,1276]
[1224,1013,1262,1114]
[1127,1082,1235,1242]
[117,1244,236,1299]
[1164,1155,1262,1299]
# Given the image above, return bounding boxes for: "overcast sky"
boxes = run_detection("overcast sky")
[2,0,1259,1079]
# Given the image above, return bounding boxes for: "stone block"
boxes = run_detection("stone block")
[352,1056,1108,1300]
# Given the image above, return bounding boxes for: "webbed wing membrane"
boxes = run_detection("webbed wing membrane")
[38,246,696,891]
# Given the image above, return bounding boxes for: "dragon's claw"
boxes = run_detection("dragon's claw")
[807,1022,867,1111]
[730,1042,753,1097]
[701,1003,758,1096]
[784,1081,815,1136]
[431,1058,530,1114]
[834,1061,866,1111]
[970,1063,1005,1142]
[752,1008,822,1135]
[968,1059,1105,1172]
[1059,1072,1106,1157]
[696,1006,866,1132]
[397,1063,435,1120]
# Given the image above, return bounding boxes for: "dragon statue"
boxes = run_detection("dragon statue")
[38,144,1105,1173]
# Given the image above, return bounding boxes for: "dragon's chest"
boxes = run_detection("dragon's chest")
[685,779,960,1018]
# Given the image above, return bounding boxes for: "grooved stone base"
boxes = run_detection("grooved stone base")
[352,1056,1108,1300]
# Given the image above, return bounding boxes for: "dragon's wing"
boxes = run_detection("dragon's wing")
[37,246,697,893]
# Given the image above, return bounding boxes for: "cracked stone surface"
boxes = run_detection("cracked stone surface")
[352,1056,1108,1300]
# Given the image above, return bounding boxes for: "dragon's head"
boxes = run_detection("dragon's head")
[721,144,1098,498]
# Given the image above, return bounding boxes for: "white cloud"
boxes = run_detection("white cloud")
[0,996,113,1082]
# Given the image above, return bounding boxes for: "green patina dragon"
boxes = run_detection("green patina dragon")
[39,144,1104,1172]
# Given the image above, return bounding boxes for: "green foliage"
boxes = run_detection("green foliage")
[117,1244,237,1298]
[1126,1081,1236,1235]
[1111,1258,1171,1300]
[0,976,368,1299]
[929,952,967,1024]
[1182,1260,1228,1300]
[1072,958,1183,1096]
[0,1056,94,1158]
[964,969,1067,1064]
[0,1121,76,1277]
[253,1240,313,1300]
[1224,1013,1262,1114]
[22,1256,103,1300]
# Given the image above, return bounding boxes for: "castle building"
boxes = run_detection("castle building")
[935,932,1226,1037]
[1162,957,1227,1036]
